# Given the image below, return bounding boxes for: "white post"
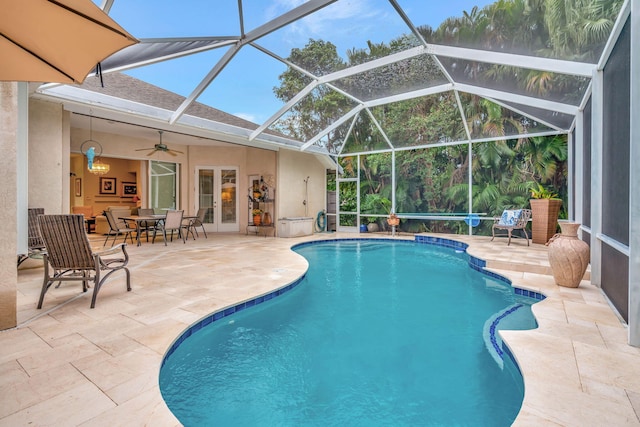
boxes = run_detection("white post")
[628,0,640,346]
[590,69,604,287]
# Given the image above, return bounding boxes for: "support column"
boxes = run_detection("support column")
[590,70,604,287]
[0,82,20,330]
[574,113,584,226]
[628,0,639,346]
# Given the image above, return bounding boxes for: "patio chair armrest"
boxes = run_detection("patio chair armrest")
[93,242,127,257]
[94,243,129,269]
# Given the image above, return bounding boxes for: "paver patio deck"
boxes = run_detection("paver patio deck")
[3,232,639,426]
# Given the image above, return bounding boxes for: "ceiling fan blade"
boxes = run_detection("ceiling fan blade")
[146,150,156,156]
[167,150,178,156]
[135,148,154,151]
[171,149,184,154]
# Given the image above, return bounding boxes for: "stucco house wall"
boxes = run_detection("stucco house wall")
[29,99,66,214]
[277,150,326,223]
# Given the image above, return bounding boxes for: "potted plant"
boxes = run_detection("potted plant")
[366,217,380,232]
[252,208,263,226]
[361,194,381,232]
[529,183,562,244]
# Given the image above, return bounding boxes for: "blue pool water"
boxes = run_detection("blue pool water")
[160,239,538,426]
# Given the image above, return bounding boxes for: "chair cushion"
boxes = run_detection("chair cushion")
[498,209,522,226]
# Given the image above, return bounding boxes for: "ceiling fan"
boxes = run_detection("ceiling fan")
[135,130,184,156]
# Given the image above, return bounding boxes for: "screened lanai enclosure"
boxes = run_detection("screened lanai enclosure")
[31,0,639,343]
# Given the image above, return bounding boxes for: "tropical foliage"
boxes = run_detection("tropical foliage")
[273,0,621,234]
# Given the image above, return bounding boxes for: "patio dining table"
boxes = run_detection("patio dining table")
[120,214,197,246]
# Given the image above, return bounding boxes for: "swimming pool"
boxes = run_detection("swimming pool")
[160,239,539,426]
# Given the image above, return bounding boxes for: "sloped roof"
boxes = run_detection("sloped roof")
[79,72,262,131]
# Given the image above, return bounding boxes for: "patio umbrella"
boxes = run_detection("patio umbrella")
[0,0,138,84]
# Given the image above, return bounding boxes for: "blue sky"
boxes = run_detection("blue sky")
[103,0,492,124]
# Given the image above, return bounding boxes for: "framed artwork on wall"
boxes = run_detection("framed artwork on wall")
[122,182,137,197]
[99,177,117,195]
[74,177,82,197]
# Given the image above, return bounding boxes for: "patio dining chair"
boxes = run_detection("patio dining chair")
[153,210,186,245]
[104,210,136,247]
[17,208,46,267]
[37,214,131,309]
[491,208,531,246]
[138,208,158,242]
[189,207,208,239]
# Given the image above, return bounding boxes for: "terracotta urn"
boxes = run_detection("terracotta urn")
[547,223,590,288]
[253,214,261,225]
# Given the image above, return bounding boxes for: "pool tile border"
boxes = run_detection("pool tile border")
[162,275,306,366]
[162,236,544,366]
[414,235,546,301]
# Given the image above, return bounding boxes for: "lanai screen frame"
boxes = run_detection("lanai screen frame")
[76,0,629,236]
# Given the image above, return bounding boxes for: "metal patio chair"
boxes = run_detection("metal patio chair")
[137,208,159,242]
[153,210,186,245]
[104,210,136,247]
[37,214,131,309]
[491,208,531,246]
[17,208,46,267]
[185,207,208,239]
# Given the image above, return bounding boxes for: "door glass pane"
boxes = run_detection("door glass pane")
[199,169,215,224]
[220,169,236,224]
[150,161,177,212]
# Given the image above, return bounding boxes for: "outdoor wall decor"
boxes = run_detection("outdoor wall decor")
[99,177,117,195]
[122,182,137,197]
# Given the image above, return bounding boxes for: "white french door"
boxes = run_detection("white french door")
[195,166,239,232]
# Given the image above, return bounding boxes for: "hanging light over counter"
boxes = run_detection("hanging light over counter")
[89,158,110,175]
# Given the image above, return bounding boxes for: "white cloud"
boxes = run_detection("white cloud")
[289,0,379,37]
[234,112,259,123]
[264,0,307,21]
[263,0,396,56]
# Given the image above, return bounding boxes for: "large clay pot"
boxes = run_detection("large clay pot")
[253,214,261,225]
[547,222,590,288]
[530,198,562,244]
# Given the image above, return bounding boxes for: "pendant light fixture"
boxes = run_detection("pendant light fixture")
[80,111,110,175]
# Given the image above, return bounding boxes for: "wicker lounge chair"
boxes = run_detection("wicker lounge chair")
[37,214,131,309]
[491,208,531,246]
[17,208,46,267]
